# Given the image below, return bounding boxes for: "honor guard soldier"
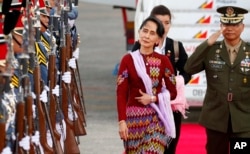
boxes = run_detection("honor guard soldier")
[0,33,18,154]
[0,12,9,153]
[39,0,67,152]
[0,37,13,154]
[10,9,25,93]
[0,1,23,153]
[184,6,250,154]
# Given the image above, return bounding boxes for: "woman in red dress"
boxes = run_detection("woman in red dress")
[116,16,177,154]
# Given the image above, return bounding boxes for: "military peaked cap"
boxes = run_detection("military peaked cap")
[217,6,248,24]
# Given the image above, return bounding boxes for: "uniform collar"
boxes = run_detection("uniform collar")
[224,40,242,53]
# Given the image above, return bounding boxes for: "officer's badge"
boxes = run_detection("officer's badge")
[240,52,250,76]
[226,7,234,17]
[209,49,225,70]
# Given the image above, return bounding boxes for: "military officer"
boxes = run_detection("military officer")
[184,6,250,154]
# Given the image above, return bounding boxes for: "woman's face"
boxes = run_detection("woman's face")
[155,14,171,37]
[138,21,160,48]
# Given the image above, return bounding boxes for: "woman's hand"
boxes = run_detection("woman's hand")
[119,120,128,141]
[135,89,155,105]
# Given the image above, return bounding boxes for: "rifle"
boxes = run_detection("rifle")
[0,75,6,152]
[22,75,36,154]
[23,0,57,153]
[33,55,54,154]
[15,88,25,154]
[0,30,14,152]
[64,5,86,138]
[59,2,80,152]
[48,39,64,153]
[33,22,61,154]
[74,34,87,122]
[0,118,5,152]
[2,8,22,152]
[2,0,35,153]
[0,93,6,152]
[14,54,29,154]
[32,0,64,151]
[64,1,86,136]
[60,46,80,153]
[17,31,36,154]
[19,1,49,153]
[66,33,86,136]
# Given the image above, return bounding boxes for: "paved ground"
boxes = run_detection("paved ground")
[76,2,131,153]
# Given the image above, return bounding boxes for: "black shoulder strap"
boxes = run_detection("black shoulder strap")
[173,40,179,62]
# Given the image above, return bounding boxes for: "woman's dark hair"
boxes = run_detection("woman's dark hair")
[150,5,172,21]
[139,16,165,38]
[132,16,165,51]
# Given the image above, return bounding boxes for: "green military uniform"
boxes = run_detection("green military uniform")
[184,40,250,133]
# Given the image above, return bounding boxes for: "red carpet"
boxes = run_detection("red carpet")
[176,123,206,154]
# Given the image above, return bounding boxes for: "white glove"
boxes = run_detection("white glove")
[62,71,71,84]
[1,146,12,154]
[73,48,79,59]
[31,131,40,146]
[68,19,75,28]
[68,58,76,69]
[52,85,60,97]
[32,104,36,118]
[40,89,48,103]
[19,136,30,150]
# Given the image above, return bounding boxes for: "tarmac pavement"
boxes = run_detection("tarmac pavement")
[76,1,131,153]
